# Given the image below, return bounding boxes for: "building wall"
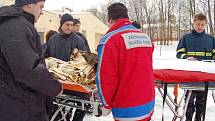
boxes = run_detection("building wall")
[35,10,60,42]
[0,0,3,6]
[2,0,14,5]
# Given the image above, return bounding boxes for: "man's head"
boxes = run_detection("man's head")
[192,13,207,33]
[59,13,74,35]
[73,18,81,33]
[15,0,45,22]
[107,3,129,26]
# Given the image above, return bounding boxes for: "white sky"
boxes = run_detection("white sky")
[44,0,106,11]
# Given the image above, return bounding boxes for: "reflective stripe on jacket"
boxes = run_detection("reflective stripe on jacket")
[176,30,215,60]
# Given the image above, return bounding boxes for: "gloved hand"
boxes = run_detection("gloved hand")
[95,106,111,117]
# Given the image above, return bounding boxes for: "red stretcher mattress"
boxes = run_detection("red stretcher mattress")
[153,59,215,83]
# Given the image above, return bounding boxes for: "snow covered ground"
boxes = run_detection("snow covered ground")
[82,41,215,121]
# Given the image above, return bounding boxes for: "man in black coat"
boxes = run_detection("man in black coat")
[46,14,87,61]
[73,18,91,52]
[0,0,63,121]
[46,13,87,121]
[176,13,215,121]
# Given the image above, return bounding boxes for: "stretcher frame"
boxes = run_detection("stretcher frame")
[153,59,215,121]
[157,82,215,121]
[50,81,99,121]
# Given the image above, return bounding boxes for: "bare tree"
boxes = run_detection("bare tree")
[189,0,195,30]
[129,0,141,22]
[140,0,155,39]
[207,0,214,35]
[96,0,214,45]
[156,0,165,45]
[198,0,214,35]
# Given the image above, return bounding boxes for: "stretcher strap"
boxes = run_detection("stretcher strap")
[172,84,178,121]
[173,84,178,98]
[162,83,168,121]
[202,82,209,121]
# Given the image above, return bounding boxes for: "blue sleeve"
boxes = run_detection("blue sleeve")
[212,37,215,60]
[176,36,188,59]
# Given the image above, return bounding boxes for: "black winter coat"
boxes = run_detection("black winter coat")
[0,6,62,121]
[76,32,91,52]
[46,32,87,61]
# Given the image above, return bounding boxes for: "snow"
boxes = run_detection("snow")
[153,59,215,73]
[82,41,215,121]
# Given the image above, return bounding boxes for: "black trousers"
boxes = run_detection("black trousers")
[185,90,206,121]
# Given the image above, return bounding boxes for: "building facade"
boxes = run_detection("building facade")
[35,10,60,42]
[1,0,108,52]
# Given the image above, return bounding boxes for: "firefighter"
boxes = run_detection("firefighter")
[176,13,215,121]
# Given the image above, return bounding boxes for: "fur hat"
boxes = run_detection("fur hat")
[15,0,45,7]
[107,3,129,20]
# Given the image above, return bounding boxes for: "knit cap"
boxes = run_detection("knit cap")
[15,0,45,7]
[59,13,73,31]
[60,13,73,26]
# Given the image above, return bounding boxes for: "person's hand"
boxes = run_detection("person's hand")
[187,57,197,61]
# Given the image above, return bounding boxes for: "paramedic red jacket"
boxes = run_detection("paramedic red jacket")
[96,18,155,121]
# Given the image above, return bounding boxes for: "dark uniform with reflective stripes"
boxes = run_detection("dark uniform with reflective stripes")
[176,30,215,121]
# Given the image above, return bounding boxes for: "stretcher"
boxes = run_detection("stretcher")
[51,81,99,121]
[153,59,215,121]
